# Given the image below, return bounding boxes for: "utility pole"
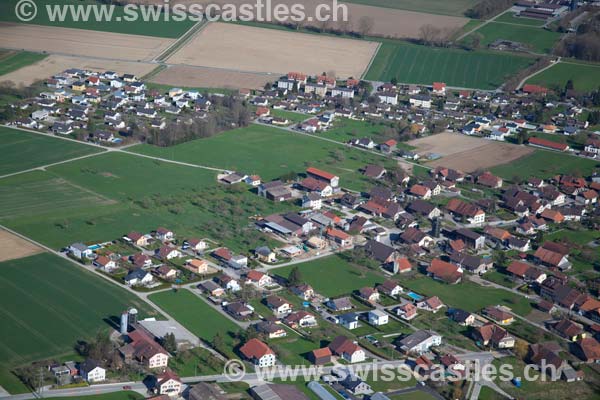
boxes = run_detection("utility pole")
[38,366,44,398]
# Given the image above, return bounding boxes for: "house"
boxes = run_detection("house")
[358,287,380,303]
[446,199,486,225]
[448,252,492,275]
[199,280,225,297]
[329,336,366,363]
[155,227,174,242]
[573,337,600,363]
[484,306,514,325]
[79,360,105,383]
[476,171,503,189]
[363,165,387,179]
[380,139,397,154]
[409,184,432,199]
[308,347,332,365]
[432,82,446,95]
[339,374,372,395]
[472,323,515,349]
[69,243,92,259]
[416,296,445,313]
[229,254,248,269]
[246,270,273,287]
[302,192,322,210]
[156,370,182,396]
[215,274,241,292]
[364,240,396,264]
[291,284,314,301]
[284,311,317,328]
[255,246,276,263]
[255,321,287,339]
[188,382,228,400]
[240,339,276,367]
[400,227,433,248]
[266,295,293,316]
[299,177,333,197]
[427,259,463,284]
[528,342,567,379]
[306,167,339,187]
[410,94,432,109]
[124,269,154,286]
[549,319,584,341]
[184,259,209,274]
[126,231,149,247]
[368,309,389,326]
[451,309,475,326]
[156,246,181,261]
[534,242,571,270]
[339,313,360,330]
[377,280,402,297]
[225,302,253,319]
[186,238,208,252]
[506,261,546,284]
[454,228,486,250]
[408,200,441,220]
[121,330,170,369]
[327,297,353,312]
[395,330,442,354]
[93,255,117,272]
[396,303,418,321]
[326,228,353,247]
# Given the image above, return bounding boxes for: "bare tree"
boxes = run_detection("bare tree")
[357,16,374,37]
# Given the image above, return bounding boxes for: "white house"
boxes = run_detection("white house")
[124,269,154,286]
[80,360,105,383]
[156,370,182,396]
[368,310,389,326]
[396,330,442,354]
[339,313,360,330]
[69,243,93,259]
[240,339,277,367]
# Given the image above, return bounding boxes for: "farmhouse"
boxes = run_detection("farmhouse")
[306,167,339,187]
[240,339,276,367]
[329,336,366,363]
[427,259,463,284]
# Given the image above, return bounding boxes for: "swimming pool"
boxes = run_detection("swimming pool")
[407,291,424,301]
[88,244,102,250]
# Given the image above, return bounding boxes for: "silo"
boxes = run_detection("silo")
[127,308,138,326]
[120,311,129,335]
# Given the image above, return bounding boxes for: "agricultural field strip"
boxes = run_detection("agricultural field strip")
[0,149,108,179]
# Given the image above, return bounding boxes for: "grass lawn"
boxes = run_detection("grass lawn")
[48,393,144,400]
[403,276,533,315]
[321,118,415,150]
[341,0,480,16]
[169,347,224,377]
[465,23,562,53]
[129,124,394,191]
[269,109,309,124]
[364,39,535,89]
[269,335,320,366]
[271,254,384,298]
[0,51,47,76]
[389,390,438,400]
[0,0,193,38]
[0,151,291,252]
[494,12,546,27]
[148,289,240,356]
[0,253,157,389]
[491,149,599,181]
[546,228,600,246]
[527,61,600,92]
[412,312,479,351]
[0,127,104,176]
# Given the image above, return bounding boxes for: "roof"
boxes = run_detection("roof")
[364,240,395,262]
[329,336,361,356]
[529,137,568,151]
[246,270,266,282]
[240,339,274,360]
[427,259,462,283]
[306,167,336,181]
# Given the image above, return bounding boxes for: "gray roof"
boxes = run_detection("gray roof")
[70,242,88,251]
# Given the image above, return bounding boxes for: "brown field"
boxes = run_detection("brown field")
[130,0,468,38]
[0,55,158,86]
[0,230,43,262]
[150,65,274,89]
[167,22,379,77]
[409,132,534,172]
[0,23,175,62]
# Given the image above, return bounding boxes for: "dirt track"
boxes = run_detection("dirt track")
[0,22,174,61]
[0,230,43,262]
[150,65,274,89]
[166,22,379,77]
[409,132,534,172]
[0,55,157,86]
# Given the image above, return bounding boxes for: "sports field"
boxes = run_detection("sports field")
[526,61,600,92]
[0,151,290,252]
[491,150,599,181]
[130,124,395,191]
[0,0,193,38]
[149,289,239,353]
[364,40,534,89]
[0,128,103,176]
[342,0,481,16]
[0,253,157,366]
[272,254,383,297]
[0,51,47,77]
[465,23,562,53]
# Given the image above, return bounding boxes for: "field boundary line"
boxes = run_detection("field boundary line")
[361,41,382,80]
[516,58,560,90]
[0,150,107,180]
[155,19,208,63]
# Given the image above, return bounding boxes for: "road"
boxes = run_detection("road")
[516,58,561,90]
[456,9,510,42]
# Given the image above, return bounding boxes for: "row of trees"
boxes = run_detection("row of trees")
[555,11,600,61]
[464,0,514,19]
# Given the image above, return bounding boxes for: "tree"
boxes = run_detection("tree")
[162,332,177,354]
[288,266,303,286]
[514,338,529,360]
[212,332,224,351]
[470,32,483,49]
[357,16,374,37]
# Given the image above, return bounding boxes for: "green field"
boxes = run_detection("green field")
[466,23,562,53]
[0,51,47,77]
[364,40,535,89]
[403,277,533,315]
[341,0,481,16]
[148,289,240,355]
[491,150,599,181]
[130,124,394,191]
[0,0,194,38]
[527,61,600,92]
[0,151,290,252]
[0,253,157,366]
[50,393,144,400]
[0,128,103,176]
[272,254,383,297]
